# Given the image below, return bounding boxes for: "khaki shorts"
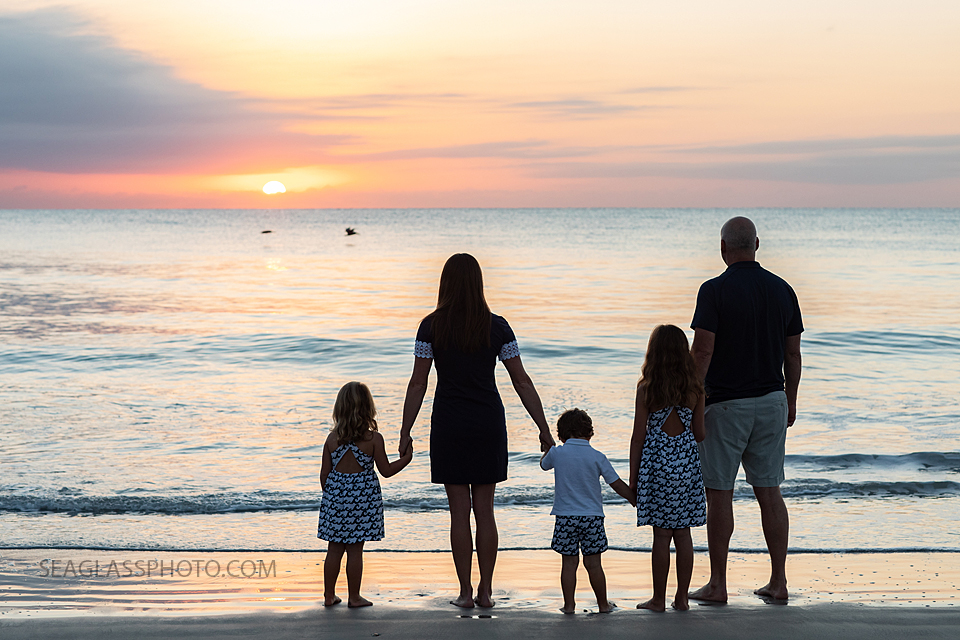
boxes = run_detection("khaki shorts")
[698,390,787,490]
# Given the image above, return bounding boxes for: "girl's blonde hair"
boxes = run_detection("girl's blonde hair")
[332,381,378,445]
[638,325,703,411]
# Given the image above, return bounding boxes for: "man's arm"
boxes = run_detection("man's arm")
[784,334,802,427]
[691,328,715,384]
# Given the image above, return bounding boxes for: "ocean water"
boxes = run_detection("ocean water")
[1,208,958,554]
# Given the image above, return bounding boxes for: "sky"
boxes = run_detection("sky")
[1,0,958,208]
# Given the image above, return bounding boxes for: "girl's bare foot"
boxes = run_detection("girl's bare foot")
[637,597,666,612]
[451,595,475,608]
[347,596,373,608]
[323,595,341,606]
[474,593,495,608]
[598,601,616,613]
[671,597,690,611]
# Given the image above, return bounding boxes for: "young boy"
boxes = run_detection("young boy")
[540,408,636,613]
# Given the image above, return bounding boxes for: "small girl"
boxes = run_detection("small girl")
[318,381,413,607]
[628,325,706,612]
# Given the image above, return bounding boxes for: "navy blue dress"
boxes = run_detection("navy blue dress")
[415,314,520,485]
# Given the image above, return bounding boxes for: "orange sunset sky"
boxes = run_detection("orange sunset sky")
[1,1,958,208]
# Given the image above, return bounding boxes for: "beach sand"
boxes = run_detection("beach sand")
[2,549,959,638]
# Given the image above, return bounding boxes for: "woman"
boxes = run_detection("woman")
[398,253,554,609]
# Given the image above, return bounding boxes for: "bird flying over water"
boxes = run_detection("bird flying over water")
[345,227,357,236]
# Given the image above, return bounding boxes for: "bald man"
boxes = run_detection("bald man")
[689,216,803,603]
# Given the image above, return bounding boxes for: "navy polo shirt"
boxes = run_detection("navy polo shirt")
[691,261,803,405]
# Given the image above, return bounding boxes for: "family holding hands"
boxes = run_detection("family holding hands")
[317,217,803,613]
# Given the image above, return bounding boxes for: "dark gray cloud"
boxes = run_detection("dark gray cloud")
[0,10,344,173]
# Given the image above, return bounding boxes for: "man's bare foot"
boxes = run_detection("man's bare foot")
[474,593,495,608]
[671,597,689,611]
[323,595,342,607]
[754,582,789,601]
[450,595,475,608]
[559,606,576,614]
[598,601,616,613]
[689,584,727,603]
[637,598,666,612]
[347,596,373,608]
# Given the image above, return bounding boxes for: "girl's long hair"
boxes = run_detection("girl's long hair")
[428,253,491,353]
[639,325,703,411]
[332,381,378,445]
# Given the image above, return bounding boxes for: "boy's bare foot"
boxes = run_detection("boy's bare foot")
[637,598,666,612]
[598,601,616,613]
[323,595,342,607]
[474,593,495,608]
[347,596,373,608]
[689,584,727,603]
[450,595,475,608]
[671,597,690,611]
[559,606,576,614]
[754,582,789,601]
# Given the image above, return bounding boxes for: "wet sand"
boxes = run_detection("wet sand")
[2,549,958,638]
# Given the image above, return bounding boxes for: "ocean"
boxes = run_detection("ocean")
[2,208,958,554]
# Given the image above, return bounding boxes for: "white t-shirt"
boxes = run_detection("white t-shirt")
[540,439,620,517]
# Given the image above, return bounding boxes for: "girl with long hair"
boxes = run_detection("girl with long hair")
[399,253,554,608]
[628,324,706,612]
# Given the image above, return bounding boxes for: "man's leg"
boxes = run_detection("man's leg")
[753,485,789,599]
[689,488,734,602]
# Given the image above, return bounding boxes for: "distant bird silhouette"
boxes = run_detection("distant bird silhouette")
[345,227,357,236]
[261,230,272,234]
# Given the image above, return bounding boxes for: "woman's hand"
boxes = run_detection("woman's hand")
[398,433,413,457]
[539,430,555,452]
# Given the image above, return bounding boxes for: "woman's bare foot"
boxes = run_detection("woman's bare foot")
[474,593,495,608]
[754,582,789,601]
[689,584,727,603]
[671,597,690,611]
[323,595,342,606]
[347,596,373,608]
[451,594,475,608]
[637,598,666,612]
[598,601,616,613]
[559,606,576,614]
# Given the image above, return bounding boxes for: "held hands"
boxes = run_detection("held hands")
[539,430,556,452]
[398,433,414,457]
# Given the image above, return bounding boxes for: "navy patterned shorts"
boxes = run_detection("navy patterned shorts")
[551,515,608,556]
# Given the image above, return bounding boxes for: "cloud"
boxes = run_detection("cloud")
[504,99,661,118]
[0,10,343,173]
[355,139,602,161]
[529,147,960,185]
[673,134,960,155]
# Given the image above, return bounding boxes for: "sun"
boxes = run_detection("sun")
[262,181,286,194]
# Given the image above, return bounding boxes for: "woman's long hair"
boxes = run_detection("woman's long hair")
[638,325,703,411]
[428,253,492,353]
[332,381,378,445]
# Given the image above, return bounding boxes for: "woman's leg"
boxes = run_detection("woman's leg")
[323,542,345,606]
[471,483,498,607]
[672,528,694,610]
[637,526,671,611]
[345,541,371,607]
[444,484,475,607]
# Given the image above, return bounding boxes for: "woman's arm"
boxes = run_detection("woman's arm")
[691,391,706,443]
[502,355,555,452]
[628,387,649,492]
[373,432,414,478]
[399,357,432,456]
